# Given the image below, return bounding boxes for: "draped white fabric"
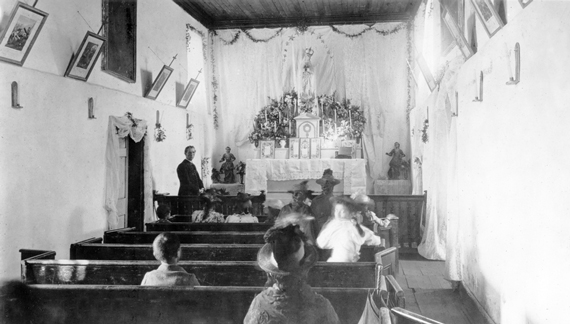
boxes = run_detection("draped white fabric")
[207,25,410,179]
[410,57,464,281]
[104,116,155,229]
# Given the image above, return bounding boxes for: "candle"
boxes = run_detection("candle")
[294,99,298,115]
[156,111,159,125]
[279,111,282,124]
[334,110,337,133]
[349,110,352,129]
[186,113,189,127]
[274,122,277,133]
[289,120,291,134]
[265,109,268,122]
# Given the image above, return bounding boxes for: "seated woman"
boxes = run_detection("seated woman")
[350,193,390,231]
[316,197,381,262]
[192,190,224,223]
[225,192,259,223]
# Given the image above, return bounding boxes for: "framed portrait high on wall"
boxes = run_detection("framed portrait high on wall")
[442,6,474,60]
[102,0,137,83]
[65,32,106,81]
[260,140,275,159]
[177,78,200,108]
[470,0,504,37]
[0,2,48,66]
[145,65,173,100]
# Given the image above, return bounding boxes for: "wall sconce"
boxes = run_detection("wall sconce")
[506,43,520,85]
[88,97,96,119]
[11,81,23,109]
[473,72,483,102]
[452,91,459,117]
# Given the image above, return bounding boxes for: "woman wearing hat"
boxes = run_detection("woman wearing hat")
[274,181,317,243]
[244,223,340,324]
[225,192,259,223]
[192,189,224,223]
[311,169,340,234]
[316,197,382,262]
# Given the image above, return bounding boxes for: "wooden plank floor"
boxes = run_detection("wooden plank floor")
[394,255,489,324]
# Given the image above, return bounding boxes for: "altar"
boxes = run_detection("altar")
[245,159,366,195]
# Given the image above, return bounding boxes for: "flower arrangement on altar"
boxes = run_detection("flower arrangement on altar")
[318,94,366,140]
[248,90,298,147]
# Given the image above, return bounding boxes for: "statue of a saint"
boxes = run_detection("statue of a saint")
[386,142,406,180]
[219,147,236,183]
[301,48,316,101]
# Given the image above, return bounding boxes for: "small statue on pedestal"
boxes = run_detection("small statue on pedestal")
[211,168,221,184]
[219,146,236,183]
[386,142,406,180]
[236,161,246,185]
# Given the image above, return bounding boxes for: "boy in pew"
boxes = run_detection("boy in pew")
[141,233,200,287]
[156,204,172,223]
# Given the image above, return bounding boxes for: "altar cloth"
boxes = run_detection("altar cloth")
[245,159,366,195]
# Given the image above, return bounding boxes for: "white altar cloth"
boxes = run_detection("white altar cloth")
[245,159,366,195]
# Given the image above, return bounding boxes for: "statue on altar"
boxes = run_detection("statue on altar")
[386,142,406,180]
[236,161,246,185]
[219,147,236,183]
[301,47,316,103]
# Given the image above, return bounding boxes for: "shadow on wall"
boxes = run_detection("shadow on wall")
[140,69,153,96]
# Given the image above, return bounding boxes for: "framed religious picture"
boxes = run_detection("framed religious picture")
[145,65,173,100]
[260,140,275,159]
[289,138,300,159]
[415,52,437,92]
[518,0,532,8]
[65,32,106,81]
[300,138,311,159]
[0,2,48,66]
[442,6,474,60]
[470,0,504,37]
[310,138,321,159]
[177,78,199,108]
[102,0,137,83]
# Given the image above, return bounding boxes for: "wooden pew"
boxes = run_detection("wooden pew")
[169,215,269,223]
[9,284,372,324]
[22,259,382,288]
[155,194,266,218]
[19,249,56,260]
[104,228,266,244]
[391,307,445,323]
[145,221,273,232]
[71,238,385,262]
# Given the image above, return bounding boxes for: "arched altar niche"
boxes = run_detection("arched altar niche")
[295,112,320,138]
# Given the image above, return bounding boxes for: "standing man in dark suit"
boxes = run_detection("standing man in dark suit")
[177,146,204,196]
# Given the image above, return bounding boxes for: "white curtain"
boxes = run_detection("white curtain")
[104,115,155,229]
[207,24,409,179]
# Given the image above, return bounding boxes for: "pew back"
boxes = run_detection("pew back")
[16,285,372,324]
[22,259,380,288]
[104,229,266,244]
[145,222,273,232]
[391,307,445,324]
[170,215,268,223]
[155,194,266,217]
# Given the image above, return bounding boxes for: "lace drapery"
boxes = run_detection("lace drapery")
[245,159,366,195]
[206,24,409,180]
[104,115,155,229]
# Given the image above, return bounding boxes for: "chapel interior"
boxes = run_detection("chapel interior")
[1,0,569,323]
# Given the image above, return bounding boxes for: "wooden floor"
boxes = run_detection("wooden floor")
[395,254,489,324]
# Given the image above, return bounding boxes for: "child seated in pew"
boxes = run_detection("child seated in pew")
[156,204,172,223]
[141,233,200,287]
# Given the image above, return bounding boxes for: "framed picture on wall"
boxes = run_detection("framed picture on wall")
[289,138,300,159]
[144,65,173,100]
[102,0,137,83]
[300,138,311,159]
[517,0,532,8]
[65,32,106,81]
[415,52,437,92]
[442,6,474,60]
[177,78,200,108]
[0,2,48,66]
[470,0,504,37]
[260,140,275,159]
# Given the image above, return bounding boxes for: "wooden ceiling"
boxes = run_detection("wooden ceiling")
[174,0,422,29]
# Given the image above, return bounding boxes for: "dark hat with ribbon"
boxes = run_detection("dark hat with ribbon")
[316,168,341,186]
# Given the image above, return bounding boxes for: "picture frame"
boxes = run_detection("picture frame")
[470,0,504,37]
[341,140,357,159]
[310,138,321,159]
[289,138,300,159]
[300,138,311,159]
[64,32,106,81]
[102,0,137,83]
[415,51,437,92]
[517,0,532,8]
[144,65,173,100]
[442,6,474,60]
[177,78,200,108]
[0,2,48,66]
[260,140,275,159]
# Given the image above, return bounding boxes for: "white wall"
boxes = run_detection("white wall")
[0,0,210,281]
[418,1,570,323]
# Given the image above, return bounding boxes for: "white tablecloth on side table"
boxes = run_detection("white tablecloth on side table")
[245,159,366,195]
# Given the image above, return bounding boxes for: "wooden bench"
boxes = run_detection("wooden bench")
[145,221,273,232]
[104,228,266,244]
[155,194,267,218]
[70,237,387,263]
[22,259,382,288]
[7,284,373,324]
[169,215,269,223]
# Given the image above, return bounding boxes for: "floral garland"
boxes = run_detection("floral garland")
[330,23,406,38]
[406,21,413,120]
[421,119,429,143]
[209,31,219,129]
[214,28,284,46]
[155,124,166,142]
[186,24,208,61]
[201,157,210,181]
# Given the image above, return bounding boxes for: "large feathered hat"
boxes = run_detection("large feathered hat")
[316,168,341,186]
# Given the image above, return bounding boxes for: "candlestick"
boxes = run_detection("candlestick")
[186,113,189,127]
[349,110,352,129]
[294,99,298,115]
[334,110,337,134]
[274,122,276,133]
[156,111,159,125]
[279,111,282,124]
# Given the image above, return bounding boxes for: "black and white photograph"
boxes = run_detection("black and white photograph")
[1,1,568,324]
[0,2,48,65]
